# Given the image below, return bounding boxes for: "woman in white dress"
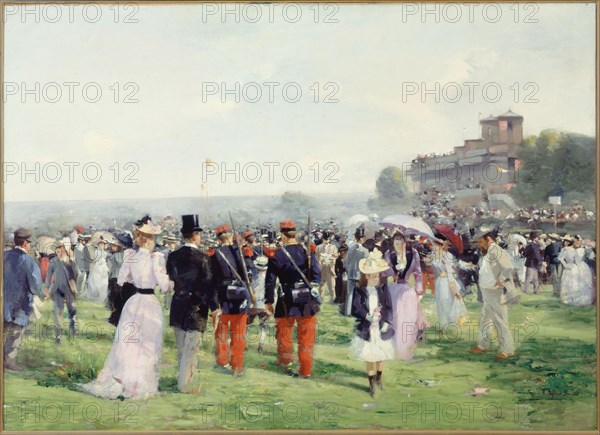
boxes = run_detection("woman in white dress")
[559,235,594,307]
[81,217,174,399]
[350,250,396,398]
[85,239,110,302]
[430,239,468,329]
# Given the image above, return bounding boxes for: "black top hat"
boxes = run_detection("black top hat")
[181,214,203,234]
[354,227,365,238]
[529,230,541,240]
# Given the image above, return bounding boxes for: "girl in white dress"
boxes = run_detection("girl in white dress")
[81,217,173,399]
[559,235,594,307]
[350,250,396,398]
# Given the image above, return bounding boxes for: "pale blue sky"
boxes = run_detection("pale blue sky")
[3,3,596,201]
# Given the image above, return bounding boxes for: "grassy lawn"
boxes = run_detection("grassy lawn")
[4,284,596,431]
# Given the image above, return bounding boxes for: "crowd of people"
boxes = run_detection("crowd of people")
[3,211,597,400]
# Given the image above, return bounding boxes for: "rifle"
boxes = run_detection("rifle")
[229,211,257,308]
[306,212,312,282]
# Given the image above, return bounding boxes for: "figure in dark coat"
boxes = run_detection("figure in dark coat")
[166,214,217,392]
[3,228,43,371]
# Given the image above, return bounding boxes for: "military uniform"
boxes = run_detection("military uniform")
[211,224,254,374]
[265,220,321,377]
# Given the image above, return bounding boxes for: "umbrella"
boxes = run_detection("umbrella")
[345,214,369,228]
[380,214,435,239]
[508,233,527,246]
[91,231,118,245]
[434,224,463,254]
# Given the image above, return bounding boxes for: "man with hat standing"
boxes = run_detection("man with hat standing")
[344,227,370,316]
[45,238,79,344]
[3,228,43,371]
[544,233,563,297]
[74,234,91,295]
[166,215,217,392]
[471,229,517,361]
[315,231,339,303]
[265,220,321,378]
[211,224,254,376]
[522,231,543,295]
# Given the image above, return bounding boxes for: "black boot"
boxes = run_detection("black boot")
[376,370,383,390]
[368,375,375,398]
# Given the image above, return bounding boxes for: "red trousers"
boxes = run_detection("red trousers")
[276,316,317,377]
[422,270,435,296]
[214,313,247,370]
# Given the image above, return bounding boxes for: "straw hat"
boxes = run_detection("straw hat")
[358,250,389,274]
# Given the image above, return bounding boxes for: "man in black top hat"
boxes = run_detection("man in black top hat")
[166,214,217,393]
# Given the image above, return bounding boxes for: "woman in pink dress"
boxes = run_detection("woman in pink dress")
[382,230,426,360]
[80,216,173,399]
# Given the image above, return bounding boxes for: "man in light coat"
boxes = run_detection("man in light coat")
[471,230,518,361]
[45,239,79,344]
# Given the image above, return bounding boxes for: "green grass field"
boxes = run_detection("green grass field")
[4,285,597,431]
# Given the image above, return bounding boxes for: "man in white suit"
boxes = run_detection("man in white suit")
[471,230,519,361]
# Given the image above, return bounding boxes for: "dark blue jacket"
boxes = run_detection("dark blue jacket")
[4,248,43,326]
[351,284,395,342]
[265,244,321,318]
[211,245,254,315]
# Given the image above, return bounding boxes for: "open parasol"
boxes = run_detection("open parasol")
[434,224,464,254]
[380,214,435,239]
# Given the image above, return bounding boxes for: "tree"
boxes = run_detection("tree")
[512,130,596,207]
[368,166,415,215]
[376,166,408,199]
[279,191,317,220]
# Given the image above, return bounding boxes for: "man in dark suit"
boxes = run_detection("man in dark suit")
[166,214,217,393]
[3,228,43,371]
[522,231,543,294]
[45,239,79,344]
[544,233,563,297]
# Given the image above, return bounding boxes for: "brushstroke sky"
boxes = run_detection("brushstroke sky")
[3,3,596,201]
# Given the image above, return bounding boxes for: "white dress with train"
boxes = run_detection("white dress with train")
[80,247,173,399]
[559,246,594,307]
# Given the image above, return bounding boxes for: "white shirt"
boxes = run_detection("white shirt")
[479,245,498,289]
[117,247,173,292]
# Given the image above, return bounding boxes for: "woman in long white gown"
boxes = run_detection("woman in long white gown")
[81,218,173,399]
[559,235,594,307]
[85,240,110,302]
[430,240,468,329]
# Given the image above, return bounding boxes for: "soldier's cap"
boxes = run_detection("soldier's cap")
[81,234,92,240]
[215,224,231,236]
[243,231,254,239]
[280,220,296,231]
[14,228,33,240]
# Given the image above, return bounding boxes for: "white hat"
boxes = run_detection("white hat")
[136,220,162,235]
[358,250,389,274]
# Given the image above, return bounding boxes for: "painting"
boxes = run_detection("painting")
[2,1,597,432]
